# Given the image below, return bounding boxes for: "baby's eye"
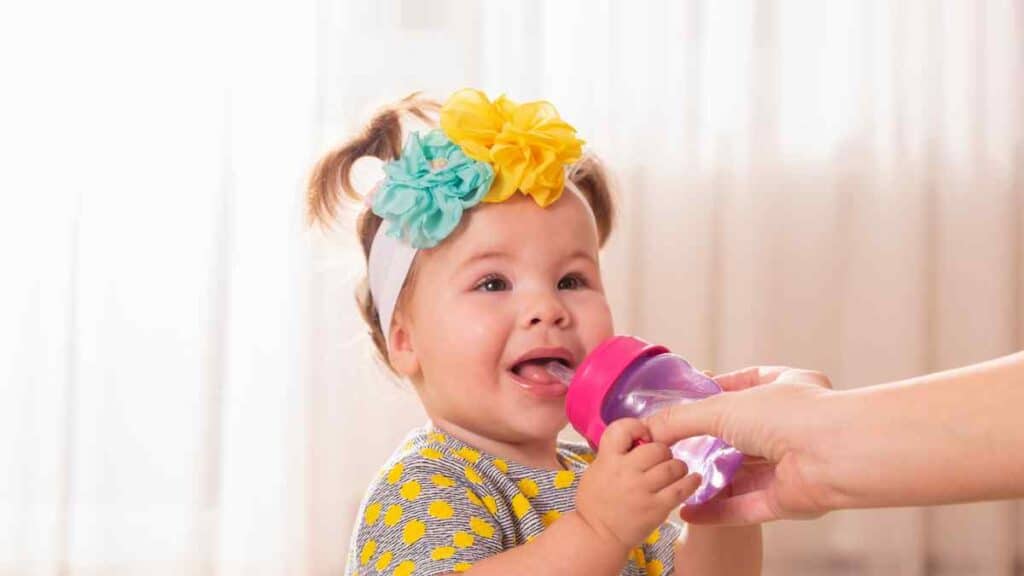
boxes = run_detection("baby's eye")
[474,274,510,292]
[558,274,588,291]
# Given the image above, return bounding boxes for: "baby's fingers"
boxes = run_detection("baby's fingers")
[644,458,689,492]
[657,473,702,507]
[625,442,674,471]
[600,418,651,456]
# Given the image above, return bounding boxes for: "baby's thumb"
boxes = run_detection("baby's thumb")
[644,396,726,446]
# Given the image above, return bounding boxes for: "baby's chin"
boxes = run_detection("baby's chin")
[504,410,569,443]
[463,410,567,446]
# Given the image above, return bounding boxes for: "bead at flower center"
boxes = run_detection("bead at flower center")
[430,158,449,170]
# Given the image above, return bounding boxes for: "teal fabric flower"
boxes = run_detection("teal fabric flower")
[372,129,494,249]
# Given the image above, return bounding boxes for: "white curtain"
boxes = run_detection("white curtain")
[2,0,321,573]
[3,0,1022,574]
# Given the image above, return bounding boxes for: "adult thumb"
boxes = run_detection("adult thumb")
[644,395,726,446]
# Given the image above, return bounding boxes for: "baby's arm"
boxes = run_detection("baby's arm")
[462,509,631,575]
[673,523,763,575]
[466,419,700,576]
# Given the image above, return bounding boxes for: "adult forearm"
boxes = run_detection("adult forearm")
[822,352,1024,509]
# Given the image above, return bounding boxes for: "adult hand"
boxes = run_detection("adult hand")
[645,366,837,525]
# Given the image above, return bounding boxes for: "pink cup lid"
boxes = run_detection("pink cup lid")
[566,335,669,449]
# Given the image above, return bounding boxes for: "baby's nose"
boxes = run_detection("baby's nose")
[526,294,570,328]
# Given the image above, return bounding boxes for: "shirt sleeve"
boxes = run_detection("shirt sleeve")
[348,455,506,576]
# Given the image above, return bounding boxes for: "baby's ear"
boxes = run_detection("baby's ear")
[387,310,421,378]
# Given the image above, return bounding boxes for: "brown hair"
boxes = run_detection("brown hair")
[306,93,617,371]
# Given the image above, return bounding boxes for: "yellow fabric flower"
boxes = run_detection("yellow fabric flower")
[440,88,584,207]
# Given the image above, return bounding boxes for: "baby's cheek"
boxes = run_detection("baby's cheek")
[438,303,507,357]
[581,299,615,347]
[464,314,494,340]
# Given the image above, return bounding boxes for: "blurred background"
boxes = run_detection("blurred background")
[2,0,1022,574]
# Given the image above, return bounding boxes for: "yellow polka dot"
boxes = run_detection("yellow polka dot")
[465,466,483,485]
[517,478,539,498]
[493,459,508,473]
[482,495,498,515]
[453,562,472,573]
[469,516,495,539]
[648,559,664,576]
[431,474,455,488]
[465,489,483,507]
[420,447,443,460]
[428,500,454,520]
[402,519,426,546]
[431,546,456,560]
[364,502,381,525]
[511,493,531,519]
[453,531,475,548]
[399,480,421,501]
[387,462,404,484]
[428,432,447,444]
[383,504,403,527]
[578,453,596,463]
[631,546,647,568]
[541,510,561,527]
[402,440,415,452]
[553,470,575,488]
[375,550,393,571]
[645,528,661,546]
[456,447,481,463]
[393,560,415,576]
[359,540,377,565]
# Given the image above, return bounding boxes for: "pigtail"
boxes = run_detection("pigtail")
[568,153,617,247]
[306,93,441,372]
[306,92,440,229]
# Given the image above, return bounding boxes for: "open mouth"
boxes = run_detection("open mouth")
[510,356,572,378]
[509,356,572,399]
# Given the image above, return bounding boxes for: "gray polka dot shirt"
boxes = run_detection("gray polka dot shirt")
[346,425,681,575]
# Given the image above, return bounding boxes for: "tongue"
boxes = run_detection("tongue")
[516,363,561,385]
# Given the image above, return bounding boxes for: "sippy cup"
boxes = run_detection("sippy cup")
[548,335,743,505]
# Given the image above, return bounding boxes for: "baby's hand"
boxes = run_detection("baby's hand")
[575,418,699,551]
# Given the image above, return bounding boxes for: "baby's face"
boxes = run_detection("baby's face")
[398,190,614,446]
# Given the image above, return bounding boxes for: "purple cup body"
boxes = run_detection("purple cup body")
[600,353,743,505]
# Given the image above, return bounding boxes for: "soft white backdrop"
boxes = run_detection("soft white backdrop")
[3,1,1022,574]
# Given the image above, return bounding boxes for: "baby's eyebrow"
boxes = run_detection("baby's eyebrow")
[459,250,510,267]
[458,248,597,268]
[564,249,598,265]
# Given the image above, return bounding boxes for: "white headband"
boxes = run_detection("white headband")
[367,223,418,346]
[368,176,586,347]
